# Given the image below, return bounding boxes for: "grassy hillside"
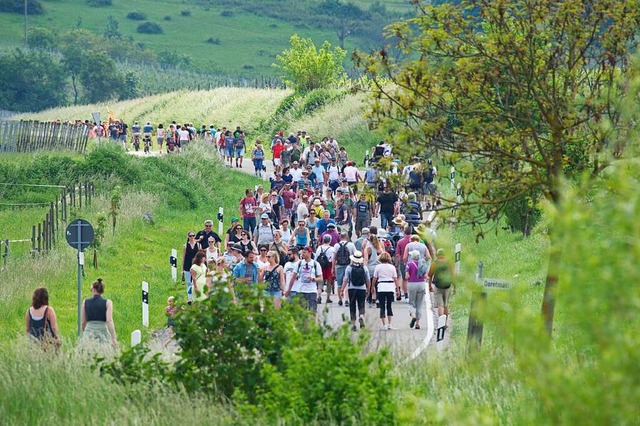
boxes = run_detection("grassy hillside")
[16,87,381,164]
[0,0,413,76]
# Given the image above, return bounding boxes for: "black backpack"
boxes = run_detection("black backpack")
[335,242,351,266]
[316,248,330,269]
[350,265,367,287]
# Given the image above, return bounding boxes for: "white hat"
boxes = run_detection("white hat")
[350,250,364,264]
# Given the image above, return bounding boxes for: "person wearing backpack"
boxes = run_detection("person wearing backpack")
[334,232,356,307]
[406,250,428,330]
[315,235,336,304]
[430,249,455,324]
[342,251,371,331]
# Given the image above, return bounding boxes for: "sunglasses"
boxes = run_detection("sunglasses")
[188,234,195,237]
[208,240,215,243]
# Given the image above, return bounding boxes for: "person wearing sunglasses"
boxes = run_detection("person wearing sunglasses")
[195,220,221,251]
[256,245,270,269]
[224,217,243,248]
[182,231,201,302]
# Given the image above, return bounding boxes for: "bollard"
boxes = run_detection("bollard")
[131,330,141,347]
[217,207,224,238]
[450,166,455,190]
[454,243,461,275]
[170,249,177,282]
[142,281,149,327]
[476,261,484,283]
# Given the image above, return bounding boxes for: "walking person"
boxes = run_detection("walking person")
[315,235,336,304]
[260,250,285,309]
[190,252,208,302]
[430,249,455,325]
[286,246,322,312]
[372,252,399,330]
[291,219,310,249]
[182,231,201,303]
[406,250,428,329]
[25,287,60,347]
[81,278,118,348]
[353,193,373,237]
[334,232,356,307]
[342,251,371,331]
[240,189,258,237]
[252,141,265,177]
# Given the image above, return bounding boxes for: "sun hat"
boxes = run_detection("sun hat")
[350,250,364,264]
[393,216,405,226]
[361,227,370,234]
[377,229,387,239]
[313,198,322,206]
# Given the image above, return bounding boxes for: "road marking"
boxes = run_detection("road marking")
[407,292,434,361]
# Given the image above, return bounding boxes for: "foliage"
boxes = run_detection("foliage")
[0,0,42,14]
[355,0,640,227]
[86,0,112,6]
[26,27,57,49]
[503,190,542,237]
[109,185,121,234]
[126,10,147,21]
[120,71,141,100]
[205,37,221,45]
[180,9,191,17]
[137,22,164,35]
[315,0,370,49]
[274,35,347,93]
[101,281,397,423]
[103,16,121,39]
[0,49,67,112]
[158,49,191,68]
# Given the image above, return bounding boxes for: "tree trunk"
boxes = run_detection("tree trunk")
[70,73,78,105]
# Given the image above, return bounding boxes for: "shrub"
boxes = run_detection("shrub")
[0,0,43,14]
[126,11,147,21]
[27,27,57,49]
[100,280,397,423]
[85,0,112,6]
[180,9,190,16]
[163,15,172,21]
[205,37,220,45]
[220,10,234,17]
[504,191,542,237]
[137,22,163,35]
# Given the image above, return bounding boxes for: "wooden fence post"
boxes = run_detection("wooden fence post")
[31,225,36,258]
[79,184,83,209]
[50,202,55,245]
[62,187,67,221]
[37,223,41,254]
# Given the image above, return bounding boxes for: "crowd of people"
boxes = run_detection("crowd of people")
[24,125,455,351]
[172,129,455,333]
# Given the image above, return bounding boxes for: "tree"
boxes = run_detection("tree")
[274,35,347,92]
[355,0,640,335]
[0,49,67,112]
[316,0,370,49]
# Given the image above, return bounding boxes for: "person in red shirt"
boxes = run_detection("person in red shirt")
[240,189,258,239]
[272,139,286,174]
[394,225,412,301]
[280,182,296,222]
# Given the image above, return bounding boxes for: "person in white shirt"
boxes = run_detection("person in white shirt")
[372,252,399,330]
[178,126,190,151]
[286,246,322,312]
[290,161,303,183]
[343,162,362,194]
[283,247,301,297]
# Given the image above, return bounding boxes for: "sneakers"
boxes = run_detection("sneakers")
[338,300,343,306]
[326,299,333,304]
[380,324,388,331]
[387,324,396,330]
[317,298,322,304]
[345,301,349,307]
[351,325,357,332]
[410,317,417,329]
[359,317,365,329]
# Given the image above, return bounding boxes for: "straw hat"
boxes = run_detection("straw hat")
[350,250,364,264]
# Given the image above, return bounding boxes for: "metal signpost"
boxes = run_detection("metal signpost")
[66,219,94,336]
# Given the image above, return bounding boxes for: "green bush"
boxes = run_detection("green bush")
[126,11,147,21]
[503,190,542,237]
[137,22,163,35]
[0,0,42,14]
[86,0,112,6]
[100,279,397,423]
[205,37,221,45]
[180,9,191,16]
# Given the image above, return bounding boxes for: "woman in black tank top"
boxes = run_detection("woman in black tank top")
[25,287,60,346]
[81,278,118,348]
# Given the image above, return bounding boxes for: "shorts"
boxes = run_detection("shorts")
[434,286,452,307]
[274,158,281,166]
[265,290,282,299]
[397,261,406,280]
[157,137,164,145]
[227,146,235,157]
[119,134,127,141]
[236,148,244,157]
[321,264,333,281]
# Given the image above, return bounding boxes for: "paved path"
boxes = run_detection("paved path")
[131,144,448,358]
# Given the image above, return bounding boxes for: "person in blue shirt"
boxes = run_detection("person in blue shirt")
[232,251,259,286]
[311,159,325,189]
[316,210,336,236]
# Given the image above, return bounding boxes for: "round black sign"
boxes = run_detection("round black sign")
[65,219,94,251]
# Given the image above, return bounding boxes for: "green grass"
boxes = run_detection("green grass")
[0,0,413,76]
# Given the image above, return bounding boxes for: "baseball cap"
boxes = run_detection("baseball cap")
[361,227,370,234]
[261,213,269,219]
[231,217,239,222]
